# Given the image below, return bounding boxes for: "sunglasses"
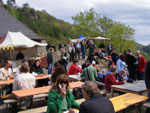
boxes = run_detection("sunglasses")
[60,81,68,84]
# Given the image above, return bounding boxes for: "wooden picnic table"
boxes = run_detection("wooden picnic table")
[111,80,147,97]
[0,74,51,85]
[110,93,148,113]
[18,93,148,113]
[69,75,82,81]
[12,81,83,98]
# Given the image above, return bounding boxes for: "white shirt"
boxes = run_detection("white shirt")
[0,67,12,80]
[13,72,35,91]
[116,59,127,73]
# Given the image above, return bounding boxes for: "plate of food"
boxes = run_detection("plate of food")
[63,109,79,113]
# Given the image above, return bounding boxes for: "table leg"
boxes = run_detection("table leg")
[138,103,142,113]
[111,87,114,97]
[123,109,125,113]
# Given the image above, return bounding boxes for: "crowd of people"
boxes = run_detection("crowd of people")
[0,39,149,113]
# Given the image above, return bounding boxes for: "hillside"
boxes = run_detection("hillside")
[3,5,76,46]
[135,42,150,60]
[2,3,150,60]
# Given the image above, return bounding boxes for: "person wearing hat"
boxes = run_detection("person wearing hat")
[107,56,114,69]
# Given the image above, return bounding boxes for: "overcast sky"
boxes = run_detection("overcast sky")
[3,0,150,45]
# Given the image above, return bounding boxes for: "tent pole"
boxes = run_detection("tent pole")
[9,49,12,60]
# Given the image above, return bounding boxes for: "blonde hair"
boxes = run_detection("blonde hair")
[109,65,116,72]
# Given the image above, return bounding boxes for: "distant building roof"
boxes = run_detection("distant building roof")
[0,7,44,40]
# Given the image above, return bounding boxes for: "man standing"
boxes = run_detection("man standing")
[16,50,24,60]
[111,49,119,65]
[47,48,53,74]
[136,50,146,80]
[125,49,137,80]
[79,81,115,113]
[145,60,150,113]
[107,41,112,55]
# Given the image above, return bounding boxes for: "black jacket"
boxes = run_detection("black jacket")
[125,54,137,70]
[47,52,53,64]
[145,61,150,89]
[79,93,115,113]
[30,64,43,74]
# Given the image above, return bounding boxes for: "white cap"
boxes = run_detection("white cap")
[92,61,96,65]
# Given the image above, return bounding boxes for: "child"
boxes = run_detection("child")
[97,69,106,83]
[119,70,133,83]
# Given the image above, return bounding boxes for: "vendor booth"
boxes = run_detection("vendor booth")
[0,31,47,68]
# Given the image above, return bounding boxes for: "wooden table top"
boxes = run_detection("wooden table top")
[111,80,146,93]
[0,74,51,85]
[13,81,83,98]
[110,93,148,112]
[69,75,82,81]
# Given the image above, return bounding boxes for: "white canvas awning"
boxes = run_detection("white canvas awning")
[0,31,47,50]
[94,36,110,40]
[88,36,110,40]
[69,37,86,43]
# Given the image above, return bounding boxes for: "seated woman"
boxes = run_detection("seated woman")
[30,59,48,87]
[105,65,126,92]
[68,59,82,75]
[47,74,80,113]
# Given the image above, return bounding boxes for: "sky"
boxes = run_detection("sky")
[3,0,150,45]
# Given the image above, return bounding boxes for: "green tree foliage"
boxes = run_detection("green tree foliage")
[72,8,135,54]
[5,5,74,46]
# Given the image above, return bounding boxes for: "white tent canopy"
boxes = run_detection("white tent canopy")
[0,31,47,49]
[94,36,110,40]
[88,36,110,40]
[69,37,86,43]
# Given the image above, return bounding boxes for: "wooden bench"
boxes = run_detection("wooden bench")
[12,82,83,109]
[18,98,85,113]
[143,102,150,108]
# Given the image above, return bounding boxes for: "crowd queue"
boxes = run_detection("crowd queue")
[0,39,149,113]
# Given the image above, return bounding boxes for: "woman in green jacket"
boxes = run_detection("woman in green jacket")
[47,74,80,113]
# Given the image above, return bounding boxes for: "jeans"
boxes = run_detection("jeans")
[48,63,53,74]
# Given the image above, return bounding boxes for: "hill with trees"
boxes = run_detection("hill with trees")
[2,0,150,60]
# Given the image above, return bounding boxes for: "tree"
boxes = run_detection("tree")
[72,8,135,53]
[72,8,102,37]
[7,0,16,8]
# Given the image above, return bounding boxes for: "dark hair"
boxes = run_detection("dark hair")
[4,60,9,66]
[51,66,67,83]
[73,59,78,64]
[120,54,125,61]
[55,74,70,92]
[85,60,89,63]
[19,62,30,73]
[53,62,61,68]
[82,81,100,97]
[128,49,132,53]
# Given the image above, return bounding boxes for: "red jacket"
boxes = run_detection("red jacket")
[105,73,124,91]
[68,63,82,75]
[138,56,146,73]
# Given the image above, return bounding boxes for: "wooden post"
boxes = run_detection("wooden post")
[9,49,12,60]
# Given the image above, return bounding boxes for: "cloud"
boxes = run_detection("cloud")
[3,0,150,45]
